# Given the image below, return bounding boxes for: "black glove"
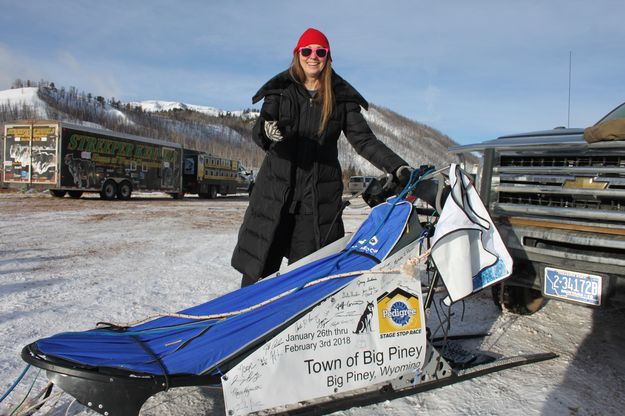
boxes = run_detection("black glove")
[363,166,436,208]
[394,165,413,188]
[416,164,435,178]
[361,174,393,208]
[394,165,435,188]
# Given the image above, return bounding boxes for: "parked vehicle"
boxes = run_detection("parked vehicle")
[347,175,375,195]
[182,149,254,198]
[2,120,253,200]
[450,102,625,314]
[2,120,183,199]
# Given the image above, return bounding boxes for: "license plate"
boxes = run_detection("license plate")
[544,267,602,306]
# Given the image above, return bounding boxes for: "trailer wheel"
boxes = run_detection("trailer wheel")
[100,180,118,200]
[50,190,66,198]
[198,192,209,199]
[492,284,545,315]
[68,191,83,199]
[170,192,185,199]
[117,181,132,200]
[209,185,217,199]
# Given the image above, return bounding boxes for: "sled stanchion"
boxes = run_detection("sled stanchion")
[424,269,440,311]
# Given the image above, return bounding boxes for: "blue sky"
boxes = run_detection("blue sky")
[1,0,623,145]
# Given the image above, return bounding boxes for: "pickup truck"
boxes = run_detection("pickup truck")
[450,102,625,313]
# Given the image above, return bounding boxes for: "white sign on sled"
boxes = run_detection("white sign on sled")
[222,247,427,415]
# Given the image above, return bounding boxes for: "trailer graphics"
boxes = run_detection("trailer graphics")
[3,124,58,184]
[60,127,181,193]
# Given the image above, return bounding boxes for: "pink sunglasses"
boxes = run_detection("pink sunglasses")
[298,47,329,59]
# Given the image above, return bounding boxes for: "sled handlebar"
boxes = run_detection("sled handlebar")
[361,165,450,212]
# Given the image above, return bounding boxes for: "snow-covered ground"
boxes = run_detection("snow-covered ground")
[0,191,624,416]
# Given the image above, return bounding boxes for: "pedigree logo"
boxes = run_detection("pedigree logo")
[377,288,422,338]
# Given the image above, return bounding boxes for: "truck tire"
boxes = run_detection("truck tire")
[50,190,66,198]
[68,191,83,198]
[170,192,185,199]
[198,192,209,199]
[117,181,132,200]
[100,180,117,200]
[209,185,217,199]
[492,284,545,315]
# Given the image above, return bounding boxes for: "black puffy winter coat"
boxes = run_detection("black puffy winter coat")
[231,70,407,279]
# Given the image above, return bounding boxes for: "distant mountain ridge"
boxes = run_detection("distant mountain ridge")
[129,100,258,120]
[0,82,470,176]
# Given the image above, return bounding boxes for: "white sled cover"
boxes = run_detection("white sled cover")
[431,164,513,304]
[222,244,427,415]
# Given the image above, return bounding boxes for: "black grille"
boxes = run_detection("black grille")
[498,192,625,211]
[500,155,625,168]
[496,153,625,216]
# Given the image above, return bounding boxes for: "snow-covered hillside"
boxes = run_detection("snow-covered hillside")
[126,97,464,174]
[0,87,48,119]
[0,85,467,175]
[0,87,131,129]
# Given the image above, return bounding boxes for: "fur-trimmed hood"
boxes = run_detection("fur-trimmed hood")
[252,70,369,110]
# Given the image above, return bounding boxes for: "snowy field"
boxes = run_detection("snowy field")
[1,191,624,416]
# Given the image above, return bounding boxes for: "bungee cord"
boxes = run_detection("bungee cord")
[98,245,431,330]
[0,365,31,404]
[98,167,442,330]
[8,369,41,416]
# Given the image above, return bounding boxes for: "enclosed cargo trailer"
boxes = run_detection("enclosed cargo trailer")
[2,120,183,199]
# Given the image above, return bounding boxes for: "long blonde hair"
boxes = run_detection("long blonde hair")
[289,55,333,134]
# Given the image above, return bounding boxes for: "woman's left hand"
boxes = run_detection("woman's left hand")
[264,121,284,142]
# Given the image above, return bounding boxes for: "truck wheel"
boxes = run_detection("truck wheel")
[68,191,83,198]
[100,180,117,200]
[209,185,217,199]
[50,190,66,198]
[170,192,185,199]
[492,284,545,315]
[117,181,132,200]
[198,192,209,199]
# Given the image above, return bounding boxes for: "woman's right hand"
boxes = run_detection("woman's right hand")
[264,120,284,142]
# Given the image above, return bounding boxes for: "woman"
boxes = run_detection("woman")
[232,27,410,286]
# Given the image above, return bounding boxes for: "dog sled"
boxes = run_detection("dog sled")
[9,164,556,416]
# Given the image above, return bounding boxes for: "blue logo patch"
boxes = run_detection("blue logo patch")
[387,301,411,326]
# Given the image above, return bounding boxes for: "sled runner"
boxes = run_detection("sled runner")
[17,165,556,416]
